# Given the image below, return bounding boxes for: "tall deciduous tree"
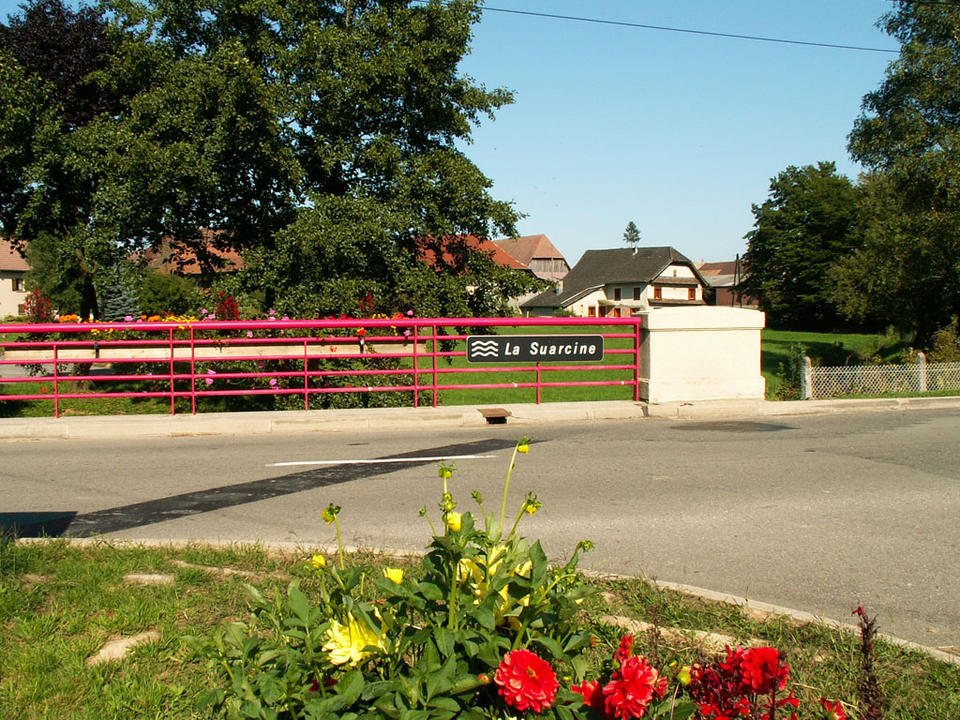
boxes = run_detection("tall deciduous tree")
[741,162,858,329]
[845,2,960,340]
[0,0,124,317]
[2,0,535,318]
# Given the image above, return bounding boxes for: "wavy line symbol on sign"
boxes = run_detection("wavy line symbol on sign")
[470,340,500,358]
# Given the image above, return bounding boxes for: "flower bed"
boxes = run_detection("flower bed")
[193,441,850,720]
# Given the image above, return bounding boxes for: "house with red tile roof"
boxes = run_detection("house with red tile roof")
[0,238,29,317]
[137,234,244,276]
[417,234,528,273]
[493,234,569,281]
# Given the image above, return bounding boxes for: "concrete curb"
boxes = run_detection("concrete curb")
[2,396,960,440]
[16,536,959,667]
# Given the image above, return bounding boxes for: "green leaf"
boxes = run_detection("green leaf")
[426,697,460,712]
[570,654,590,682]
[417,582,444,602]
[529,541,548,584]
[432,627,454,658]
[531,634,564,661]
[336,670,365,705]
[469,605,495,631]
[425,655,456,700]
[287,585,312,626]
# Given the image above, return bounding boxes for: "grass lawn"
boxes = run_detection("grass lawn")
[1,539,956,719]
[761,329,911,399]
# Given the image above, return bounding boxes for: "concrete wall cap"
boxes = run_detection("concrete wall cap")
[639,306,765,330]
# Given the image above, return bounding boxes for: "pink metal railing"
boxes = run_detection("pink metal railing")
[0,317,642,417]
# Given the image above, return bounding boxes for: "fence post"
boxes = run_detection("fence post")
[633,318,641,402]
[169,327,176,415]
[303,338,310,412]
[916,351,928,393]
[412,324,419,408]
[432,323,438,408]
[53,343,60,418]
[801,356,813,400]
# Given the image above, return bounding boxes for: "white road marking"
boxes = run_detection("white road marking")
[267,454,495,467]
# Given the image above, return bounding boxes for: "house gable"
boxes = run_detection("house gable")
[521,246,708,316]
[493,234,569,281]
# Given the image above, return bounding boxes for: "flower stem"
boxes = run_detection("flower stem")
[499,443,520,531]
[334,516,344,570]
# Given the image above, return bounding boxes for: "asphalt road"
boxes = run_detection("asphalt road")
[2,407,958,650]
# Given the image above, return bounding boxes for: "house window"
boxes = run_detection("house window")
[17,303,26,315]
[613,288,621,301]
[633,287,641,301]
[588,306,596,317]
[688,287,696,300]
[11,278,24,292]
[653,287,662,300]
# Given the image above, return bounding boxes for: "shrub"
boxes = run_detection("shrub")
[22,288,54,323]
[927,318,960,363]
[138,271,198,316]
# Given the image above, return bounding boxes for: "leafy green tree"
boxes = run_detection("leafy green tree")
[98,0,523,315]
[741,162,859,329]
[0,0,123,318]
[844,2,960,341]
[622,221,641,247]
[3,0,527,319]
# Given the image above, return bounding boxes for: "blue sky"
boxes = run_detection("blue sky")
[0,0,899,266]
[458,1,897,264]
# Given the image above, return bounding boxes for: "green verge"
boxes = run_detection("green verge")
[0,540,956,720]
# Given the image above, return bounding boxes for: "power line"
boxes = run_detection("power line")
[475,5,900,54]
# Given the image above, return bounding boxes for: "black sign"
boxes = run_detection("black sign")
[466,335,604,363]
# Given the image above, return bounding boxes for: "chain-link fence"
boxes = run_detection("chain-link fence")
[803,353,960,399]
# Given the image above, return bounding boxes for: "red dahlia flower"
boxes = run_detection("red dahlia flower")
[614,633,634,665]
[571,679,605,712]
[602,655,667,720]
[494,649,559,713]
[740,647,789,694]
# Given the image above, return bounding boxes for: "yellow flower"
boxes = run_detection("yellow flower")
[438,467,452,480]
[321,504,340,525]
[323,614,386,666]
[457,557,484,590]
[516,439,530,454]
[311,554,326,570]
[383,567,403,584]
[445,511,462,532]
[677,666,692,686]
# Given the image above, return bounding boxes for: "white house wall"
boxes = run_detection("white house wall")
[0,271,27,318]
